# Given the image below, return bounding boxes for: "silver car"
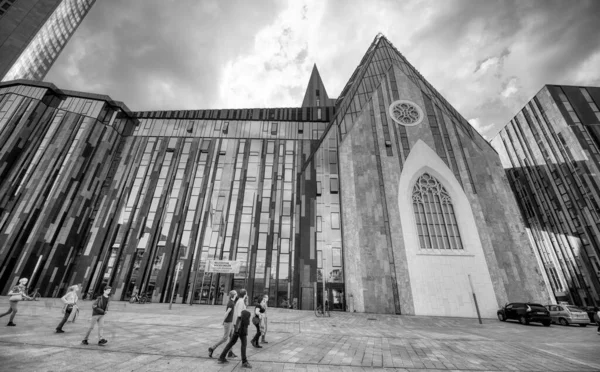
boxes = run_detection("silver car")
[546,304,590,326]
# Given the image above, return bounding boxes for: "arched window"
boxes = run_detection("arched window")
[412,173,463,250]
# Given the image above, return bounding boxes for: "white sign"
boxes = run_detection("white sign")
[205,260,241,274]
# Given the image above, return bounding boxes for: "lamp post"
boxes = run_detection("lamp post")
[322,257,327,312]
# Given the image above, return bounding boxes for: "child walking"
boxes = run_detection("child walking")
[1,278,31,326]
[81,285,111,345]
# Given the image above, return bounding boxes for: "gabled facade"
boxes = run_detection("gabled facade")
[0,35,550,316]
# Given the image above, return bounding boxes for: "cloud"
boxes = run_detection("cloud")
[218,0,326,108]
[44,0,600,141]
[501,78,519,98]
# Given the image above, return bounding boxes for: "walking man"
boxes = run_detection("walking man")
[208,290,238,359]
[218,309,252,368]
[82,285,111,346]
[232,288,248,330]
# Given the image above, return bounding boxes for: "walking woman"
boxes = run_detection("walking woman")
[251,294,267,348]
[1,278,31,326]
[56,284,79,333]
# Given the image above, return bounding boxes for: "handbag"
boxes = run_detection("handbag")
[252,316,260,326]
[9,294,23,302]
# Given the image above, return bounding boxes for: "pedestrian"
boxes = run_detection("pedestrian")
[1,278,31,326]
[218,309,252,368]
[81,285,111,346]
[56,284,79,333]
[260,294,269,344]
[251,294,267,348]
[232,288,248,330]
[208,290,238,359]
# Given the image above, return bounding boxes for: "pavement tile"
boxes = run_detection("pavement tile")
[1,298,600,371]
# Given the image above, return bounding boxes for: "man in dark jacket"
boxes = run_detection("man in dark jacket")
[218,309,252,368]
[81,286,111,346]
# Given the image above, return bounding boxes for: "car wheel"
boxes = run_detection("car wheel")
[497,313,506,322]
[579,324,587,327]
[542,321,551,327]
[519,316,529,325]
[559,318,569,326]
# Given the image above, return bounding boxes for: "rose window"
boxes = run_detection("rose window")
[388,100,424,126]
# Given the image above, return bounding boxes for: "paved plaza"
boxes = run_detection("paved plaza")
[0,297,599,372]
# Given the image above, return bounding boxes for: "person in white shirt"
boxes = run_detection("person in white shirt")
[232,289,247,331]
[56,284,79,333]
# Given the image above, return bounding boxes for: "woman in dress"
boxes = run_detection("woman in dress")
[56,284,80,333]
[0,278,31,326]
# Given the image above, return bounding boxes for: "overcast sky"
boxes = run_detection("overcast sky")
[45,0,600,140]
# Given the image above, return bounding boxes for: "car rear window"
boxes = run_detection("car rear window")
[529,305,547,312]
[566,306,585,312]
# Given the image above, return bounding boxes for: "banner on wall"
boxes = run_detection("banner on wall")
[204,260,241,274]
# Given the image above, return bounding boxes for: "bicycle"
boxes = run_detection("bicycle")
[315,302,330,317]
[83,290,95,300]
[26,288,41,301]
[129,293,148,304]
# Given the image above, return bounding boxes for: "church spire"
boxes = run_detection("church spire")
[301,64,335,107]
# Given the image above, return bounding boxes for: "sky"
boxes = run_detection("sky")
[45,0,600,140]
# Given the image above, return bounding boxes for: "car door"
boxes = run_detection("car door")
[556,305,566,322]
[505,303,515,319]
[548,305,558,323]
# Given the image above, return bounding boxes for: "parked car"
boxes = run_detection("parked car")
[584,306,599,323]
[497,302,551,326]
[546,304,590,326]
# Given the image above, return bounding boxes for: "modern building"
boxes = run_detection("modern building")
[0,0,95,81]
[0,34,550,317]
[491,85,600,307]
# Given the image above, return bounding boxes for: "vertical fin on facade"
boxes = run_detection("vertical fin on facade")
[301,64,334,108]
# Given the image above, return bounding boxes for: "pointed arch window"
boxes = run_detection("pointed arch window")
[412,173,463,250]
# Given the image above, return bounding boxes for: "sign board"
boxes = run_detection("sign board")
[204,260,241,274]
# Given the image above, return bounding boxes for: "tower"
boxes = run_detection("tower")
[0,0,96,81]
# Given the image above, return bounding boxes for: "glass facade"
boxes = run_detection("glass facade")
[1,0,95,81]
[492,85,600,307]
[0,79,342,309]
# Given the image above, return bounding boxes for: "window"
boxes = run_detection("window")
[298,123,304,133]
[412,173,463,250]
[330,178,339,194]
[316,181,322,196]
[332,248,341,267]
[331,212,340,229]
[317,108,322,120]
[271,122,278,135]
[223,122,229,134]
[200,140,210,153]
[317,251,322,268]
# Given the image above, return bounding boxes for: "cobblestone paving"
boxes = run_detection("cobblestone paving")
[0,298,599,371]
